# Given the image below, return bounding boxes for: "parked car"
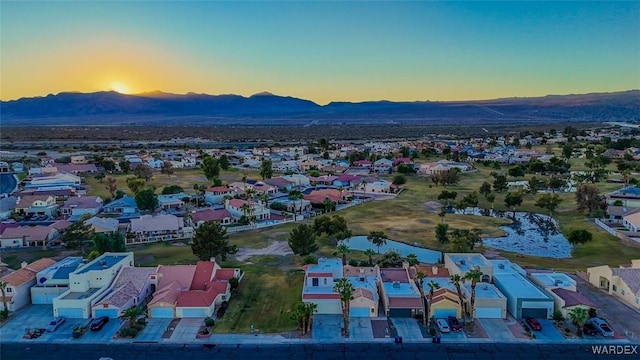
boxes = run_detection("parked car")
[90,316,110,331]
[582,323,599,336]
[525,317,542,331]
[590,318,614,337]
[45,317,66,332]
[447,316,462,331]
[436,318,450,333]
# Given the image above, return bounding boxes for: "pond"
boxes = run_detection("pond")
[340,235,442,264]
[0,173,18,195]
[454,207,572,259]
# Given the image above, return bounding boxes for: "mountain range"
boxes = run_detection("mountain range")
[1,90,639,126]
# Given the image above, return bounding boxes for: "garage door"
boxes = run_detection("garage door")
[389,308,412,317]
[313,302,341,315]
[350,307,371,317]
[94,308,119,318]
[181,308,206,318]
[475,307,502,319]
[150,307,175,318]
[58,307,84,318]
[521,308,548,319]
[433,309,457,319]
[32,293,60,304]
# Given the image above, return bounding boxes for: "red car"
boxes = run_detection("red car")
[525,317,542,331]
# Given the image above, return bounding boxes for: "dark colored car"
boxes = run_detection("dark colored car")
[90,316,110,331]
[582,323,598,336]
[525,317,542,331]
[447,316,462,331]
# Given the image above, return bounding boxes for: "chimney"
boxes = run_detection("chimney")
[432,266,438,275]
[402,261,409,269]
[210,257,215,263]
[21,261,28,269]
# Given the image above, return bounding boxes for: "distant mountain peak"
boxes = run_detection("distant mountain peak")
[251,91,275,97]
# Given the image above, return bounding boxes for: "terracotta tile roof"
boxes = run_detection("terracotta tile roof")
[302,293,340,300]
[227,199,251,208]
[15,195,53,207]
[0,226,54,241]
[192,209,233,223]
[343,266,377,277]
[191,261,215,291]
[214,269,236,281]
[388,297,423,309]
[430,288,460,304]
[414,265,450,278]
[352,288,374,301]
[551,288,598,308]
[0,258,56,286]
[176,281,228,307]
[206,186,233,193]
[612,268,640,295]
[380,268,410,283]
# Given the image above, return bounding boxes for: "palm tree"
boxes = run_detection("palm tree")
[360,178,368,197]
[323,197,335,213]
[364,249,376,265]
[0,281,8,314]
[406,253,419,266]
[568,306,589,336]
[288,190,304,215]
[259,193,270,208]
[333,278,354,338]
[464,269,483,324]
[427,280,441,307]
[245,187,256,201]
[414,271,428,326]
[367,231,387,254]
[122,306,143,328]
[336,244,350,266]
[449,274,467,325]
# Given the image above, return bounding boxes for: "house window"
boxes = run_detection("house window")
[636,297,639,305]
[312,278,319,287]
[323,278,328,285]
[621,290,625,296]
[371,308,375,313]
[222,295,226,301]
[6,288,12,293]
[612,285,617,292]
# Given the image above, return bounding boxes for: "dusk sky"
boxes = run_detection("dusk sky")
[2,1,639,104]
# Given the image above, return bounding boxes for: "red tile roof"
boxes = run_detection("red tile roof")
[206,186,233,193]
[227,199,251,208]
[302,293,340,300]
[414,266,450,278]
[551,288,598,308]
[191,261,215,291]
[380,268,410,283]
[388,297,423,308]
[192,209,233,223]
[214,269,236,281]
[176,281,228,307]
[353,288,374,301]
[0,258,56,287]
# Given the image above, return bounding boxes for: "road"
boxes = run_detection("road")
[2,342,639,360]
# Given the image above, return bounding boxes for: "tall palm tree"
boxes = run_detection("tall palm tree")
[414,271,428,326]
[449,274,467,325]
[427,280,441,306]
[367,231,387,254]
[122,306,143,328]
[259,193,270,208]
[360,178,368,197]
[336,244,350,266]
[464,269,483,324]
[288,190,304,215]
[568,306,589,336]
[406,253,419,266]
[323,197,335,213]
[333,278,354,338]
[364,249,376,265]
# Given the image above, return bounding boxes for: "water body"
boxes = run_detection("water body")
[0,173,18,195]
[341,236,442,264]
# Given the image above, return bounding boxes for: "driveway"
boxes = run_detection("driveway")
[135,318,172,342]
[478,319,514,341]
[312,314,343,342]
[169,318,201,342]
[0,305,57,342]
[574,275,640,340]
[349,317,374,341]
[532,319,564,342]
[391,318,424,341]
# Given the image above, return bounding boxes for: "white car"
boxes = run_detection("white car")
[590,318,614,337]
[436,318,450,333]
[45,316,65,332]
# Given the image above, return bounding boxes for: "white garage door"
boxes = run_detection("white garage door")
[475,307,502,319]
[181,308,206,318]
[350,307,371,317]
[32,293,60,304]
[94,308,119,318]
[58,307,84,318]
[151,307,175,318]
[313,302,341,315]
[433,309,457,318]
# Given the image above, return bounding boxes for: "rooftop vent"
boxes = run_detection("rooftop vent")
[392,281,400,288]
[459,260,465,265]
[498,264,505,269]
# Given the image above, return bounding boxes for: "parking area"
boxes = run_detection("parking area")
[312,315,343,342]
[478,318,515,341]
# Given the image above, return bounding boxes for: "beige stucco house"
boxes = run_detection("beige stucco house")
[586,259,640,310]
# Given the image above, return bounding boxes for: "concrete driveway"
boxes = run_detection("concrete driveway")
[134,318,172,342]
[532,319,564,341]
[349,317,374,341]
[169,318,201,342]
[574,275,640,340]
[312,315,343,342]
[0,305,56,342]
[391,318,424,341]
[80,317,123,343]
[478,319,514,341]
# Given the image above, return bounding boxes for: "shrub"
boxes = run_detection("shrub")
[429,328,436,337]
[269,202,287,211]
[348,259,359,266]
[392,175,406,185]
[302,255,318,265]
[137,318,147,325]
[128,328,139,338]
[119,328,131,337]
[133,324,145,332]
[205,317,215,327]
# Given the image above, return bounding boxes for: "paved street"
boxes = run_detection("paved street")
[574,275,640,340]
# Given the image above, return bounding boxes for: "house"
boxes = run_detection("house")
[378,266,423,317]
[303,188,349,206]
[372,159,393,174]
[622,212,640,232]
[147,158,164,170]
[92,266,158,318]
[190,209,235,226]
[224,199,270,221]
[274,160,300,173]
[444,253,493,282]
[358,179,393,194]
[128,214,193,244]
[333,174,362,188]
[490,260,554,319]
[61,196,103,218]
[428,288,462,319]
[84,216,120,233]
[56,164,98,175]
[19,187,75,202]
[352,160,372,168]
[252,182,277,195]
[282,174,310,187]
[148,260,240,318]
[204,186,236,205]
[462,282,507,319]
[53,252,134,318]
[263,177,294,191]
[321,164,347,174]
[14,194,58,217]
[30,257,84,304]
[606,186,640,208]
[157,193,186,211]
[301,258,342,314]
[25,172,82,190]
[70,155,87,164]
[0,225,59,248]
[0,196,17,220]
[529,270,596,317]
[343,265,380,317]
[418,162,450,176]
[586,259,640,310]
[0,162,10,173]
[102,195,138,217]
[0,258,57,311]
[299,159,323,172]
[308,175,338,186]
[606,206,640,224]
[550,288,598,318]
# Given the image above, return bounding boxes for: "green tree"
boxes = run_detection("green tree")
[364,249,376,265]
[392,175,406,185]
[333,278,354,338]
[379,250,403,267]
[119,160,131,174]
[450,228,481,252]
[160,161,174,178]
[426,279,441,318]
[323,197,335,214]
[190,221,238,261]
[504,192,523,218]
[162,185,184,195]
[575,184,601,214]
[61,219,94,253]
[406,253,419,266]
[449,274,467,325]
[534,193,562,217]
[219,155,231,171]
[568,306,589,336]
[567,229,593,246]
[93,232,126,254]
[291,302,317,335]
[479,181,492,198]
[95,172,106,183]
[104,176,117,198]
[562,144,573,160]
[508,166,525,178]
[200,156,221,182]
[461,191,479,211]
[126,177,146,195]
[122,306,144,328]
[435,223,449,244]
[438,190,457,207]
[337,244,350,266]
[464,268,483,324]
[288,189,304,215]
[493,174,508,192]
[134,164,153,181]
[288,224,318,256]
[135,189,158,212]
[367,231,387,254]
[486,193,496,210]
[260,159,274,180]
